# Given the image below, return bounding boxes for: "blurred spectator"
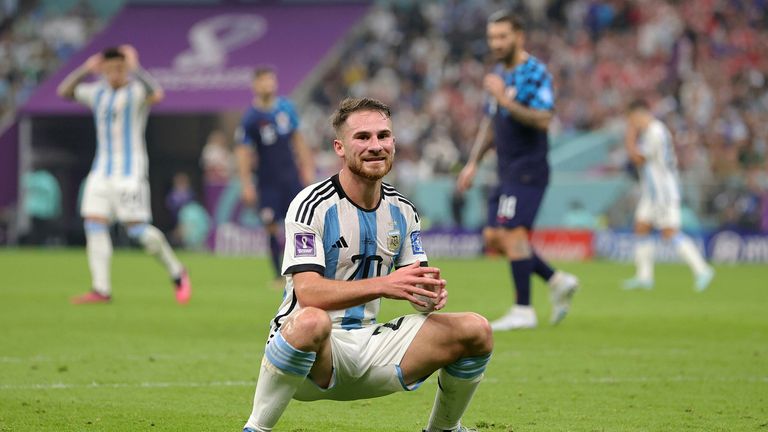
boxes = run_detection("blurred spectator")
[166,172,194,244]
[20,168,61,245]
[200,129,232,185]
[177,201,210,250]
[0,1,102,122]
[561,200,598,229]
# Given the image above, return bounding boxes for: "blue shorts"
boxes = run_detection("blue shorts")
[259,181,302,224]
[487,183,546,229]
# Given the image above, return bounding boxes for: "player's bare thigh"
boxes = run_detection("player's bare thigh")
[399,312,493,385]
[84,215,109,225]
[279,307,334,388]
[634,221,653,236]
[499,226,531,260]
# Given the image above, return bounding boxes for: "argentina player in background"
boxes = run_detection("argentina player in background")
[58,45,191,304]
[623,99,714,291]
[236,67,314,286]
[456,11,578,330]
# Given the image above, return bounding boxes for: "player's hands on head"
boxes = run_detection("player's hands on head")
[456,163,477,194]
[380,262,445,308]
[83,53,103,74]
[120,44,140,71]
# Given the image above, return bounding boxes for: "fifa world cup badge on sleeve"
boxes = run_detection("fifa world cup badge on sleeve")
[410,231,424,255]
[294,233,316,257]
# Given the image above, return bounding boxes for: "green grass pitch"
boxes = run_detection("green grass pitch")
[0,248,766,431]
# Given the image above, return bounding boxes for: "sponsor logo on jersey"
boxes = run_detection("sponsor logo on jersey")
[294,233,316,257]
[411,231,424,254]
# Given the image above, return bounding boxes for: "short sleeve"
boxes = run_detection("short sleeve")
[235,112,256,147]
[283,99,300,131]
[515,63,554,111]
[395,205,428,267]
[73,82,101,107]
[641,125,664,160]
[282,190,325,275]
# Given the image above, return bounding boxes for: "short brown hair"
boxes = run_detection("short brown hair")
[627,98,650,113]
[253,66,275,78]
[331,97,391,133]
[102,47,125,60]
[488,10,524,32]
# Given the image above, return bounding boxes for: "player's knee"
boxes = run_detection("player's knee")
[288,307,331,346]
[459,312,493,355]
[503,233,531,260]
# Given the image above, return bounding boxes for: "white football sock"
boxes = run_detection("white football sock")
[635,237,654,282]
[85,221,112,296]
[245,332,316,431]
[244,358,307,432]
[426,354,491,432]
[129,224,183,278]
[672,234,709,275]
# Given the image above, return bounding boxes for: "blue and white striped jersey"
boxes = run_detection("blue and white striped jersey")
[74,80,150,179]
[269,174,427,338]
[637,119,680,204]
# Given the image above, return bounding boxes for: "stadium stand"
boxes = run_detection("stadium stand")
[1,0,766,236]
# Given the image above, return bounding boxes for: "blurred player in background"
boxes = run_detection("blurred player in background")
[236,67,314,285]
[623,100,714,291]
[57,45,191,304]
[243,98,492,432]
[457,11,578,330]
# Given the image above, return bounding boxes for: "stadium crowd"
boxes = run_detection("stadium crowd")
[0,1,103,123]
[303,0,768,231]
[2,0,767,232]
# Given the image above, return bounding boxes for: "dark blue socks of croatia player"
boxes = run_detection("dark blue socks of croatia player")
[511,252,556,305]
[531,251,555,281]
[510,258,533,305]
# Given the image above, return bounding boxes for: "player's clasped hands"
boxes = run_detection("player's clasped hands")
[381,262,448,310]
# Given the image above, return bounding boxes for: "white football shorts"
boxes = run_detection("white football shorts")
[80,174,152,223]
[635,195,681,229]
[293,313,429,401]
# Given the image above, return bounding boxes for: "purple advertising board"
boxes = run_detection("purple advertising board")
[21,4,368,114]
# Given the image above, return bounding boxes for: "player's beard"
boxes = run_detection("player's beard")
[346,154,393,181]
[495,42,518,66]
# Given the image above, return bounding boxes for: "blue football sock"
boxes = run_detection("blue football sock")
[510,258,533,306]
[531,251,555,281]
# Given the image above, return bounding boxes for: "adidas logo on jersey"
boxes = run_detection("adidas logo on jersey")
[331,236,349,248]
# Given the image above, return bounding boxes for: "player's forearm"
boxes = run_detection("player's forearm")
[57,66,89,100]
[292,132,315,184]
[134,67,164,103]
[468,117,494,165]
[235,146,254,185]
[135,67,161,96]
[294,277,383,310]
[499,99,552,130]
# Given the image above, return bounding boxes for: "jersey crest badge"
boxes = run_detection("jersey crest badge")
[387,230,401,253]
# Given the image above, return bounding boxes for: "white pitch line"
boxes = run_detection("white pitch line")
[0,380,255,390]
[1,376,765,391]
